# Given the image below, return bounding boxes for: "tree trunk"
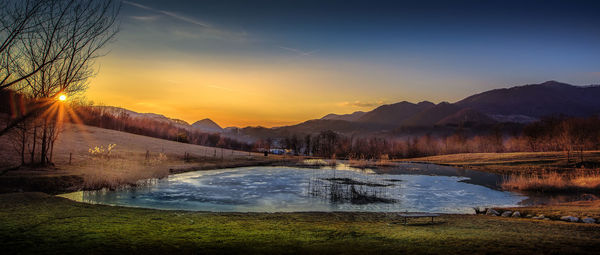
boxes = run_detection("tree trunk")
[20,127,26,165]
[30,126,37,164]
[40,120,48,165]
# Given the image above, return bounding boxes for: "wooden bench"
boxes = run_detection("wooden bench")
[397,213,440,225]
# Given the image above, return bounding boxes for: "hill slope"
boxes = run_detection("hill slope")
[358,101,435,126]
[456,81,600,118]
[192,118,223,133]
[321,111,366,121]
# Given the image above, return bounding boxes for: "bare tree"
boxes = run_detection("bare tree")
[0,0,48,90]
[1,0,120,165]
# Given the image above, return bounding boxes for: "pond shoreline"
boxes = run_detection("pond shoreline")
[3,157,598,219]
[0,158,308,194]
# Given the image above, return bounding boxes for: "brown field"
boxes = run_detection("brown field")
[406,151,600,202]
[0,123,297,193]
[403,151,600,175]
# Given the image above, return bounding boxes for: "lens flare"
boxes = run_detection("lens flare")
[58,94,67,101]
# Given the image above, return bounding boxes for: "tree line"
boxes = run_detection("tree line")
[274,116,600,163]
[73,104,255,152]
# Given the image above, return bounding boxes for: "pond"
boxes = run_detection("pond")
[61,163,529,214]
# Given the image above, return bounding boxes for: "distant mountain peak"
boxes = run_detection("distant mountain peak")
[417,101,435,106]
[192,118,223,132]
[321,111,366,121]
[540,80,569,86]
[357,100,435,126]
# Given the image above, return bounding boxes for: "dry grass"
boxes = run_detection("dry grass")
[348,155,397,168]
[502,171,600,193]
[348,158,369,168]
[79,151,170,190]
[0,123,293,192]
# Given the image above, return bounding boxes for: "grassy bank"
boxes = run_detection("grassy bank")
[499,199,600,219]
[1,193,599,254]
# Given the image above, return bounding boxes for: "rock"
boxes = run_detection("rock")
[525,214,533,218]
[501,211,512,217]
[511,211,521,217]
[532,214,545,220]
[560,216,580,223]
[582,218,596,224]
[543,218,551,221]
[473,207,486,214]
[486,209,499,216]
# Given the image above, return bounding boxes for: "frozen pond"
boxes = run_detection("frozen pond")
[62,163,527,214]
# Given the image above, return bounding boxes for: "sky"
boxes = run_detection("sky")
[86,0,600,127]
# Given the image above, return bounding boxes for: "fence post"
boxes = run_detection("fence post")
[69,152,72,165]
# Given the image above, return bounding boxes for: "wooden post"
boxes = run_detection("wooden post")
[69,152,72,165]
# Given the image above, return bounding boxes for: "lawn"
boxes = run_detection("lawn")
[1,193,599,254]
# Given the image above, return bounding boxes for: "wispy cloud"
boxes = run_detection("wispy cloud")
[124,1,210,27]
[124,0,251,42]
[123,0,152,10]
[129,15,160,22]
[338,100,385,108]
[278,46,319,56]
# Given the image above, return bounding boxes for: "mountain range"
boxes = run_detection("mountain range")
[97,81,600,140]
[95,106,223,134]
[255,81,600,137]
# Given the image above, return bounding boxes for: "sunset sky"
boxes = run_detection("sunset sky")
[87,0,600,127]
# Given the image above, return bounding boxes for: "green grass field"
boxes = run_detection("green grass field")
[1,193,599,254]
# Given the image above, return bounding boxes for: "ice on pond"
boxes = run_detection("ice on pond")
[63,164,526,214]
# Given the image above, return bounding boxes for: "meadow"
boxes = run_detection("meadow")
[1,192,599,255]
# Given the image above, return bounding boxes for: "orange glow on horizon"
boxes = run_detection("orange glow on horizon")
[85,54,456,128]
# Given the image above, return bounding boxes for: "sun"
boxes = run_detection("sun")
[58,94,67,101]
